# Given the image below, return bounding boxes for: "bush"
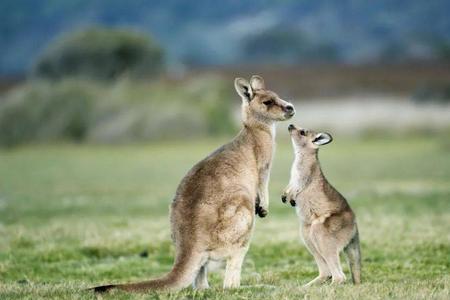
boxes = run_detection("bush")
[0,76,236,147]
[32,28,164,80]
[0,80,100,146]
[88,76,236,143]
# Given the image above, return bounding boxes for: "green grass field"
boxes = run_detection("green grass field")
[0,134,449,299]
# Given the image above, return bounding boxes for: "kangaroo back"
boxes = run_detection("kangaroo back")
[344,229,361,284]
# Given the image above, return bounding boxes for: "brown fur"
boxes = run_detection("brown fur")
[282,125,361,287]
[91,75,295,293]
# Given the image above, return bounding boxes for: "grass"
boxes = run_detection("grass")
[0,133,449,299]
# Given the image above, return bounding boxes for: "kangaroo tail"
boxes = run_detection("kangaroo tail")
[90,249,203,293]
[344,228,361,284]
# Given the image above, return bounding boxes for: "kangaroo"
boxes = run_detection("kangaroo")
[281,124,361,287]
[92,76,295,293]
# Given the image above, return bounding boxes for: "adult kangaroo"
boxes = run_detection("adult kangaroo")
[92,75,295,293]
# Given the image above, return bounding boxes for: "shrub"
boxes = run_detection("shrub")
[87,76,236,143]
[32,28,164,80]
[0,80,100,146]
[0,76,236,147]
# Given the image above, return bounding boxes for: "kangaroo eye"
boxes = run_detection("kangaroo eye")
[299,130,306,136]
[263,99,275,106]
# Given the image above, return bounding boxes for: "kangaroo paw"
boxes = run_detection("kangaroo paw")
[255,205,268,218]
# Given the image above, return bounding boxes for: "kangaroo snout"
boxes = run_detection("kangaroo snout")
[285,105,294,113]
[284,104,295,118]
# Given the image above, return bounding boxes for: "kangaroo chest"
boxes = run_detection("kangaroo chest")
[295,193,318,224]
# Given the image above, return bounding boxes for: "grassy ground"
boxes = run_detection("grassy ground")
[0,134,449,299]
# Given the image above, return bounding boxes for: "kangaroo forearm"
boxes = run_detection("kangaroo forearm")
[258,177,269,207]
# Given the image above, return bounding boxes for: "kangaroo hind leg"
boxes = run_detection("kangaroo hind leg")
[193,261,209,290]
[310,224,346,284]
[223,249,247,289]
[302,228,331,287]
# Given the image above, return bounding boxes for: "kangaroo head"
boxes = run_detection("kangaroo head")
[288,124,333,152]
[235,75,295,124]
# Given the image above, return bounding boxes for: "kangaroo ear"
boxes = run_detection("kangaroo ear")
[234,78,253,101]
[250,75,265,90]
[313,132,333,146]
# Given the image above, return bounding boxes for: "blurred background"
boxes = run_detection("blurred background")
[1,2,449,298]
[1,0,450,145]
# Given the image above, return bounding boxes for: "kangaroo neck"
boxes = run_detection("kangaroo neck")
[292,150,322,188]
[241,117,275,167]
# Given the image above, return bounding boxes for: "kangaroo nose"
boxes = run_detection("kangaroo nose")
[288,124,295,131]
[285,105,294,113]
